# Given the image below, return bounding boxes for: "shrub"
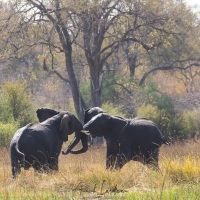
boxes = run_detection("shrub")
[0,122,19,147]
[136,103,190,141]
[137,104,172,133]
[0,94,13,122]
[142,82,175,114]
[137,103,160,123]
[181,110,200,139]
[0,82,36,127]
[102,103,126,117]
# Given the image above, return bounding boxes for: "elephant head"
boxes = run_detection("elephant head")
[84,107,105,124]
[36,108,88,154]
[83,113,124,137]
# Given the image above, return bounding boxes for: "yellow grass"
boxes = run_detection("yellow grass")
[0,141,200,199]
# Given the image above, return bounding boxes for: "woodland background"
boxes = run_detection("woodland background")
[0,0,200,146]
[0,1,200,199]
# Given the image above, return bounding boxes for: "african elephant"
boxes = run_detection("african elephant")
[10,108,88,179]
[83,112,168,170]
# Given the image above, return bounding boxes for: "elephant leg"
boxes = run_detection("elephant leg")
[145,147,160,170]
[11,158,21,179]
[10,146,22,179]
[31,150,49,172]
[23,158,32,170]
[49,157,59,171]
[148,148,160,170]
[106,141,119,169]
[33,160,49,172]
[118,144,132,169]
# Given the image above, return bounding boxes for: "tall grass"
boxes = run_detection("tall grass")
[0,141,200,199]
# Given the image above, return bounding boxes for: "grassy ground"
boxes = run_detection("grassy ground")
[0,141,200,199]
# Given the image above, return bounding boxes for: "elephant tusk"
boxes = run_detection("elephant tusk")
[81,130,90,135]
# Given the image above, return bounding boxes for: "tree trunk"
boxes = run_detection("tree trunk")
[64,46,85,122]
[88,61,104,144]
[124,41,137,79]
[90,65,101,107]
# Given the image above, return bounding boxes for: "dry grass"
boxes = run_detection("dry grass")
[0,141,200,199]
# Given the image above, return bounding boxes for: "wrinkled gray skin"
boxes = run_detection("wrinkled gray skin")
[10,108,87,179]
[82,107,168,170]
[36,108,88,155]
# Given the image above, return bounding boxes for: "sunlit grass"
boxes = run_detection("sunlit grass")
[0,141,200,199]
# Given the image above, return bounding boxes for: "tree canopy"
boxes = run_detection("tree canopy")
[0,0,200,122]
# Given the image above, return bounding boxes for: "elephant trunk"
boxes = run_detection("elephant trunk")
[62,131,88,155]
[71,132,88,154]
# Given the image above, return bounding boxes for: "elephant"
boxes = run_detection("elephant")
[10,108,88,179]
[82,112,168,170]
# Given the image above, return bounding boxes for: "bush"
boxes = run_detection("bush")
[0,122,19,147]
[0,94,13,122]
[102,103,126,117]
[136,103,192,141]
[142,82,174,114]
[181,110,200,140]
[137,104,172,133]
[0,82,37,147]
[137,104,160,124]
[0,82,36,127]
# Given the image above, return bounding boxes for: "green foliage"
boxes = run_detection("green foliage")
[181,110,200,139]
[102,102,125,117]
[0,82,37,147]
[137,82,197,140]
[0,82,36,127]
[0,93,12,122]
[80,80,91,107]
[137,103,171,137]
[137,103,173,132]
[101,73,123,104]
[0,122,19,147]
[137,103,160,123]
[136,103,195,141]
[142,82,174,114]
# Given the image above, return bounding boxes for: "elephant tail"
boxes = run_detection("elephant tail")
[14,126,32,157]
[15,143,25,156]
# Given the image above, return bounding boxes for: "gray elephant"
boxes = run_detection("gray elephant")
[10,108,88,179]
[83,112,168,169]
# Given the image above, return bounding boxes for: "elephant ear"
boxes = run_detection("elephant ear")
[60,114,70,141]
[36,108,59,122]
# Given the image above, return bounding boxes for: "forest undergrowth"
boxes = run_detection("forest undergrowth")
[0,141,200,199]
